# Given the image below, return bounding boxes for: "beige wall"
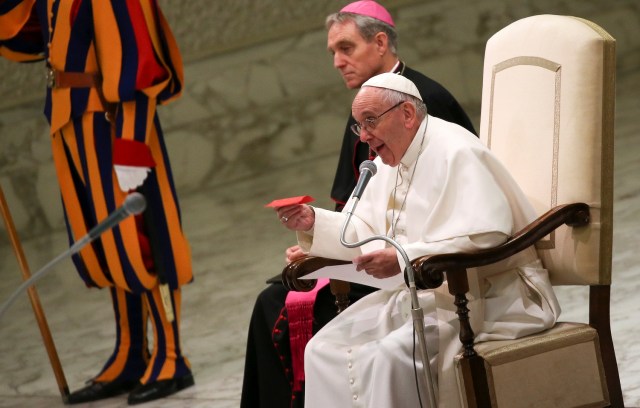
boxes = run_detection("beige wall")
[1,0,639,241]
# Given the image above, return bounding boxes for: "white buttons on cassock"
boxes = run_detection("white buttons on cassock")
[401,293,410,320]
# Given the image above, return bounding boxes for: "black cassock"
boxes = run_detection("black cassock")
[241,63,477,408]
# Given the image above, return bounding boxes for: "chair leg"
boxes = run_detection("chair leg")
[458,354,492,408]
[329,279,350,313]
[590,285,624,407]
[448,270,492,407]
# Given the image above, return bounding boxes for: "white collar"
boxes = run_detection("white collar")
[399,116,429,168]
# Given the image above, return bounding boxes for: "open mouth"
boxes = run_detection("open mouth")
[369,143,385,155]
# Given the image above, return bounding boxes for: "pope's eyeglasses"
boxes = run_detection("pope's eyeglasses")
[350,101,404,136]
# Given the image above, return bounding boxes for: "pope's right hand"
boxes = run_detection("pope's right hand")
[276,204,315,231]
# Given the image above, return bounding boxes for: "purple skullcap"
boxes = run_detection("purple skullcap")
[340,1,395,27]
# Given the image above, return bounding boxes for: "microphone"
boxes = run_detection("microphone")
[87,192,146,241]
[70,192,146,253]
[352,160,377,199]
[344,160,377,216]
[1,193,147,321]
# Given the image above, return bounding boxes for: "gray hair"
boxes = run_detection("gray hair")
[325,12,398,55]
[376,87,427,121]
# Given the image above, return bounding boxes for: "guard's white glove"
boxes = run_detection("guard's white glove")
[113,139,156,192]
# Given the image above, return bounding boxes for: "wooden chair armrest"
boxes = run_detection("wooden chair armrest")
[408,203,590,290]
[281,256,350,291]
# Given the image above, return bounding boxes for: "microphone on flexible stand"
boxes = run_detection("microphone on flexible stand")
[0,193,147,321]
[343,160,377,216]
[71,192,146,253]
[339,161,437,408]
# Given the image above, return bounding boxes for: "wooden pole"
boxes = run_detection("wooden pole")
[0,185,69,403]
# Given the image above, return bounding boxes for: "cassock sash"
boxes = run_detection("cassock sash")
[284,278,330,392]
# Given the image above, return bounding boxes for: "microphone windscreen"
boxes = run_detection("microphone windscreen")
[123,192,147,215]
[359,160,377,176]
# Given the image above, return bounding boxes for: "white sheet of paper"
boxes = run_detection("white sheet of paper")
[300,263,405,290]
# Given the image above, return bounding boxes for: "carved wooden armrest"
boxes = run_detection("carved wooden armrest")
[281,256,352,313]
[408,203,590,290]
[281,256,350,291]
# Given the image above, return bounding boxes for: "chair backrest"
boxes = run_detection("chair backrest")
[479,15,616,286]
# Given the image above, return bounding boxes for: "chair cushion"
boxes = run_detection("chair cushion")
[454,322,609,407]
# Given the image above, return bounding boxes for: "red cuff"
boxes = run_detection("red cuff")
[113,139,156,167]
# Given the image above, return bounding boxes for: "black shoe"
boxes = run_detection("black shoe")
[127,373,195,405]
[68,379,138,404]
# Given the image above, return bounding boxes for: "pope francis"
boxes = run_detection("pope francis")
[273,73,560,407]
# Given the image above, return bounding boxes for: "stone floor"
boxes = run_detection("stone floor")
[0,69,639,407]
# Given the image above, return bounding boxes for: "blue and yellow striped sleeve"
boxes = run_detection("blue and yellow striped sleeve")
[0,0,44,62]
[91,0,183,146]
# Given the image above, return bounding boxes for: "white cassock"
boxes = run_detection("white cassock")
[297,116,561,408]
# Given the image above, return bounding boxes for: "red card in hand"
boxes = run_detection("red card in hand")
[265,195,315,208]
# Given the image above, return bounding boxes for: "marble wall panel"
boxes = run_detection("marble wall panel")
[0,0,638,243]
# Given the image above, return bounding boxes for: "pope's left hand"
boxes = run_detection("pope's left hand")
[353,248,401,279]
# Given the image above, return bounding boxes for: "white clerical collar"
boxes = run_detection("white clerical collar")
[389,60,401,73]
[399,116,429,168]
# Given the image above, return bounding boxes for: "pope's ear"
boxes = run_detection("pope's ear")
[402,101,418,125]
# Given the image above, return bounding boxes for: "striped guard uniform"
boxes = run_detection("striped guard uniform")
[1,0,193,385]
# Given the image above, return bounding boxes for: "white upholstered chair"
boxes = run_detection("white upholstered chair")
[412,14,622,407]
[283,14,624,408]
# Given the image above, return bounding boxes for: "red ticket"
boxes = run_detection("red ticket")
[264,195,315,208]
